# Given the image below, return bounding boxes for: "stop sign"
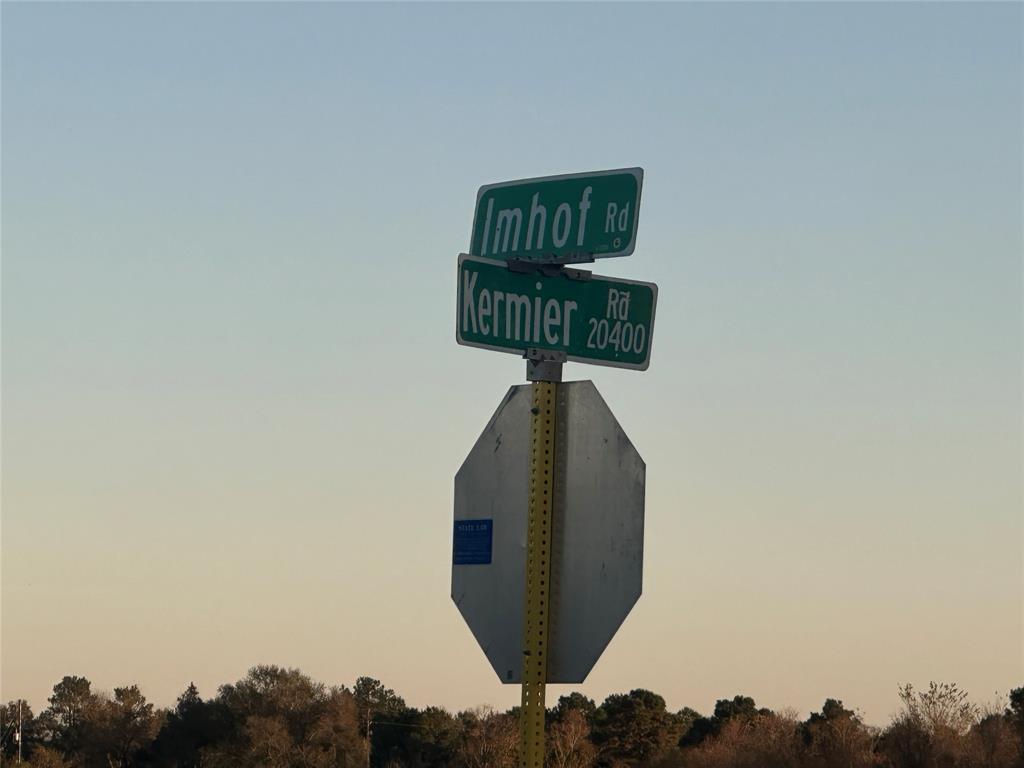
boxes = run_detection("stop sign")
[451,380,645,684]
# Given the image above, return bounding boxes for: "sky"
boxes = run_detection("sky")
[1,1,1021,727]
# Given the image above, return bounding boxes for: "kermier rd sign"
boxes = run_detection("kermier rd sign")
[456,254,658,370]
[470,168,643,263]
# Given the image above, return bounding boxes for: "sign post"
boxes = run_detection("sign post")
[521,381,556,768]
[452,168,655,768]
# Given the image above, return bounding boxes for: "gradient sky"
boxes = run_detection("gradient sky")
[2,2,1021,727]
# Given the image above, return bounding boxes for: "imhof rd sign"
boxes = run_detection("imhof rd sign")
[470,168,643,263]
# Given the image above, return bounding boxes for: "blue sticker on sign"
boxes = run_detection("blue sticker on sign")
[453,519,493,565]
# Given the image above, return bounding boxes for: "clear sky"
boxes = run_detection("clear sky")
[2,1,1021,727]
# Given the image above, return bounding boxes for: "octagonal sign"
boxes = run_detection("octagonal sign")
[452,381,645,684]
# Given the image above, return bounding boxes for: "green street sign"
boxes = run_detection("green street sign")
[470,168,643,263]
[456,254,657,370]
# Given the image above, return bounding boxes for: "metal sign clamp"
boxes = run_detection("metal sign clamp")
[507,259,563,278]
[538,250,596,266]
[525,348,565,383]
[507,259,593,286]
[507,251,595,272]
[561,267,592,282]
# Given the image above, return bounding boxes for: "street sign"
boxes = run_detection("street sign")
[455,167,655,766]
[456,254,658,370]
[452,381,645,684]
[470,168,643,263]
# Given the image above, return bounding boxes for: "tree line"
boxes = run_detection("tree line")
[2,667,1021,768]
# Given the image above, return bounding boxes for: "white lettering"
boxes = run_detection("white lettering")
[493,291,504,338]
[478,289,491,335]
[506,293,531,341]
[543,299,561,344]
[553,203,571,248]
[462,270,479,333]
[464,270,582,349]
[576,186,592,246]
[605,202,618,232]
[526,194,547,251]
[606,288,619,319]
[495,208,523,254]
[563,301,577,346]
[606,289,631,320]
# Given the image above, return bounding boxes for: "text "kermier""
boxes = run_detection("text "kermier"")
[462,271,578,346]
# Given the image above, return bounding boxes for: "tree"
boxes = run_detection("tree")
[592,689,674,767]
[682,710,801,768]
[26,745,73,768]
[457,706,518,768]
[679,694,770,748]
[53,685,162,768]
[548,709,596,768]
[367,705,425,768]
[900,682,977,736]
[151,682,233,768]
[673,707,701,739]
[50,676,92,723]
[219,665,328,732]
[963,709,1020,768]
[352,677,406,767]
[304,687,364,767]
[878,682,980,768]
[105,685,162,767]
[801,698,875,768]
[41,675,94,754]
[353,677,405,734]
[1008,687,1024,743]
[552,694,597,727]
[208,665,363,768]
[712,696,761,723]
[47,676,93,730]
[2,700,36,761]
[243,715,292,767]
[406,706,462,768]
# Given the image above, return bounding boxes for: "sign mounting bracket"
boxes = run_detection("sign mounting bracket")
[507,258,593,282]
[525,348,565,383]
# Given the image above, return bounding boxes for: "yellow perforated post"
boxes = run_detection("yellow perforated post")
[520,381,556,768]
